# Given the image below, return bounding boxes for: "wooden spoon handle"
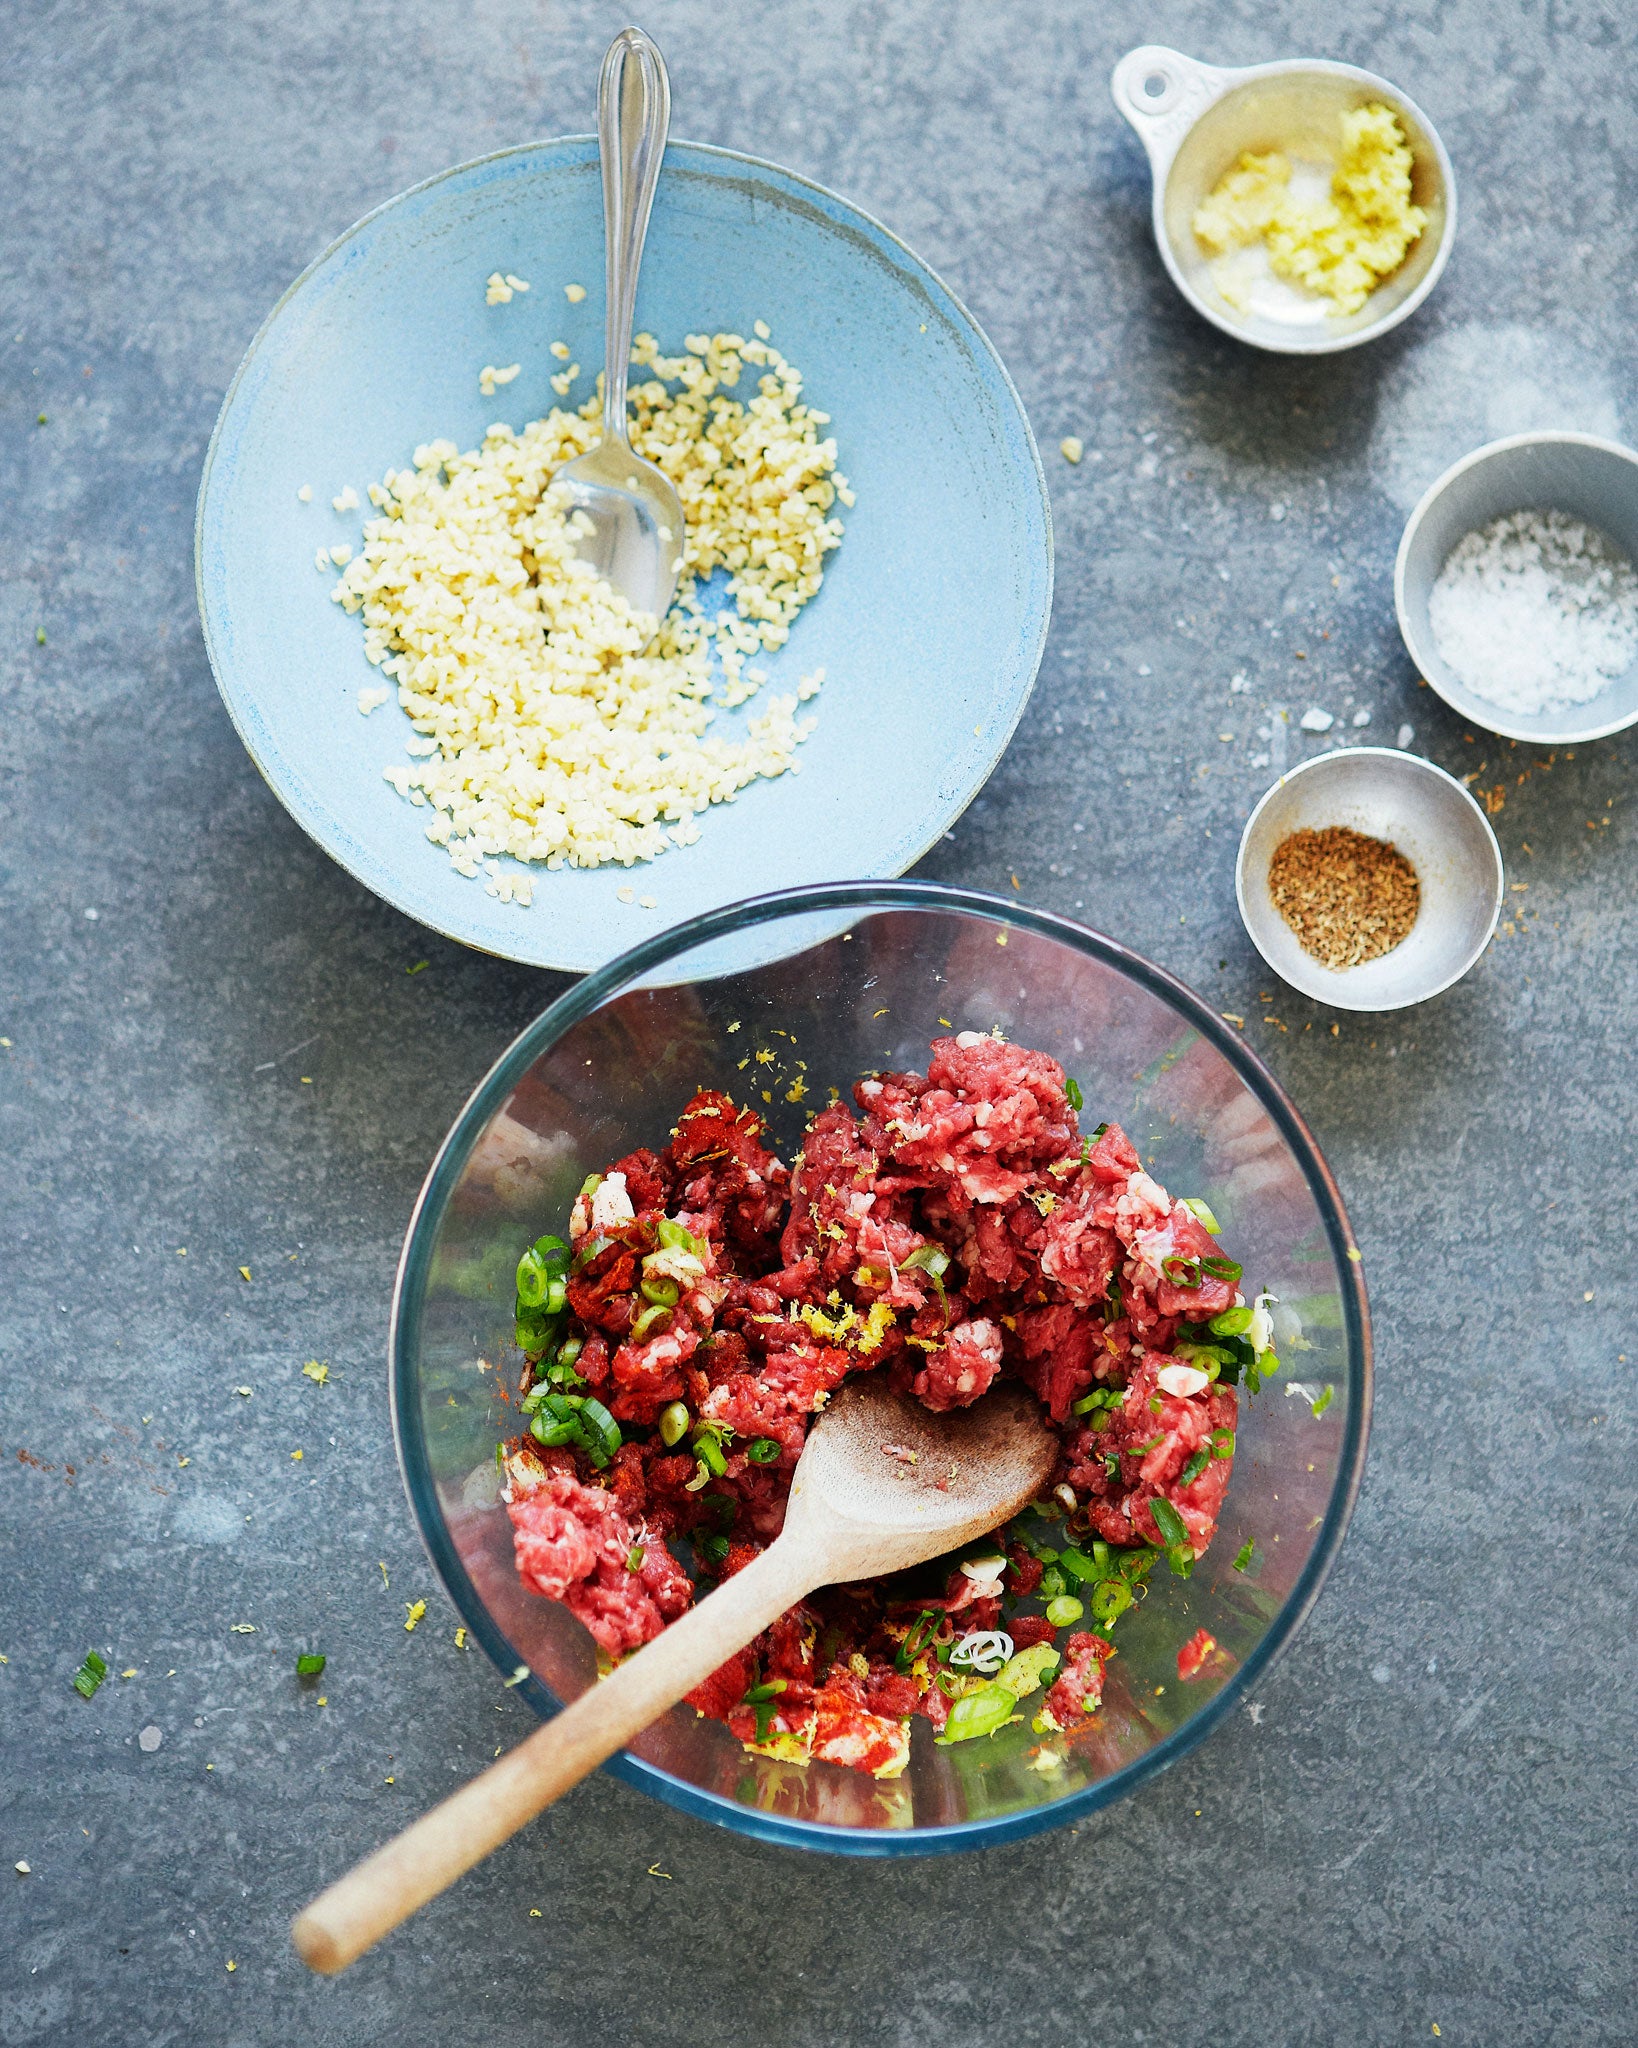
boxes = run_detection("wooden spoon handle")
[291,1536,817,1974]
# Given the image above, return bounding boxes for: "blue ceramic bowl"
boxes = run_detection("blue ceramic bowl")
[392,883,1371,1853]
[196,140,1052,970]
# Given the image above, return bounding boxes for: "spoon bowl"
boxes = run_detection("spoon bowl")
[556,437,685,626]
[556,26,685,627]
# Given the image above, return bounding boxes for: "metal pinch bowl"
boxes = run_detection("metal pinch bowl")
[1111,45,1456,355]
[1396,431,1638,745]
[1236,749,1504,1012]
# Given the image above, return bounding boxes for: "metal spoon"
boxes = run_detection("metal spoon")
[291,1375,1057,1973]
[556,26,686,626]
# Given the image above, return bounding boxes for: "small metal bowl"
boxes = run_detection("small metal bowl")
[1111,44,1455,355]
[1236,749,1503,1011]
[1396,430,1638,744]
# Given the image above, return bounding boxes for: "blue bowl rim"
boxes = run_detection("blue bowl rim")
[192,137,1054,971]
[389,879,1372,1857]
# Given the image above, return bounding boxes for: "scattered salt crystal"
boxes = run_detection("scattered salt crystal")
[1270,502,1287,521]
[638,895,657,909]
[1352,708,1371,727]
[1428,508,1638,714]
[1300,707,1334,732]
[1397,722,1415,748]
[1137,663,1152,677]
[1230,671,1251,693]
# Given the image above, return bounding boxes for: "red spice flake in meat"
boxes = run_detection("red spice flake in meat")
[500,1036,1274,1776]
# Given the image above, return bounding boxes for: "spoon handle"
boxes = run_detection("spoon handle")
[596,26,670,451]
[291,1534,816,1975]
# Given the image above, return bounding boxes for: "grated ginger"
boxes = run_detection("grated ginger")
[1193,103,1427,317]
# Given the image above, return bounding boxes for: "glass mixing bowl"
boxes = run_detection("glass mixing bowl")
[391,883,1371,1853]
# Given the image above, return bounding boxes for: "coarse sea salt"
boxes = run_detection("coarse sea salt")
[1428,508,1638,715]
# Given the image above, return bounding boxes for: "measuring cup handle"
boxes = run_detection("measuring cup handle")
[1110,46,1231,173]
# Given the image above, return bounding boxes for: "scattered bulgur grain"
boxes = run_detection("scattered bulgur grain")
[1267,825,1420,969]
[332,486,360,513]
[1060,436,1084,464]
[297,484,313,502]
[564,283,586,303]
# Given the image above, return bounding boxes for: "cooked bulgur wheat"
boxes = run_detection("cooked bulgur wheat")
[330,329,850,901]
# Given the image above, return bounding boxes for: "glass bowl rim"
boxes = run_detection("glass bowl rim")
[389,880,1373,1857]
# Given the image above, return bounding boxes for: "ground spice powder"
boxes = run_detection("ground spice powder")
[1267,825,1420,969]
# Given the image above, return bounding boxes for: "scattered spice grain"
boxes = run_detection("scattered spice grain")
[1267,825,1420,968]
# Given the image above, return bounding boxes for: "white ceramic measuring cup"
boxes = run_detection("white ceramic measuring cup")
[1111,45,1456,355]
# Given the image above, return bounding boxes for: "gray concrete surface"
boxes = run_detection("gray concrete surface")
[3,1,1634,2042]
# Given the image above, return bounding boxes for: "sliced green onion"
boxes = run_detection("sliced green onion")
[625,1545,646,1573]
[1211,1428,1236,1458]
[1180,1448,1211,1486]
[895,1609,944,1672]
[530,1413,579,1448]
[1232,1540,1256,1574]
[1089,1579,1132,1625]
[1148,1497,1190,1550]
[1209,1305,1253,1337]
[1180,1197,1221,1234]
[1161,1254,1203,1288]
[1065,1077,1084,1112]
[629,1301,669,1343]
[698,1531,730,1565]
[575,1397,621,1467]
[1311,1384,1334,1419]
[656,1217,707,1259]
[640,1272,680,1308]
[934,1682,1019,1745]
[71,1651,108,1699]
[1199,1254,1243,1284]
[693,1429,728,1478]
[658,1401,691,1448]
[1057,1545,1101,1585]
[1044,1594,1084,1628]
[296,1652,326,1678]
[515,1247,550,1308]
[515,1310,561,1355]
[744,1678,788,1702]
[544,1276,567,1315]
[1070,1387,1118,1417]
[1037,1563,1068,1601]
[577,1174,603,1202]
[746,1437,781,1464]
[1246,1347,1280,1393]
[555,1335,584,1371]
[1090,1122,1110,1141]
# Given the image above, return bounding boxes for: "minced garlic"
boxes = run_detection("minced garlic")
[1193,103,1427,317]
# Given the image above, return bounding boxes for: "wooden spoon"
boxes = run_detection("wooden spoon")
[292,1376,1056,1973]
